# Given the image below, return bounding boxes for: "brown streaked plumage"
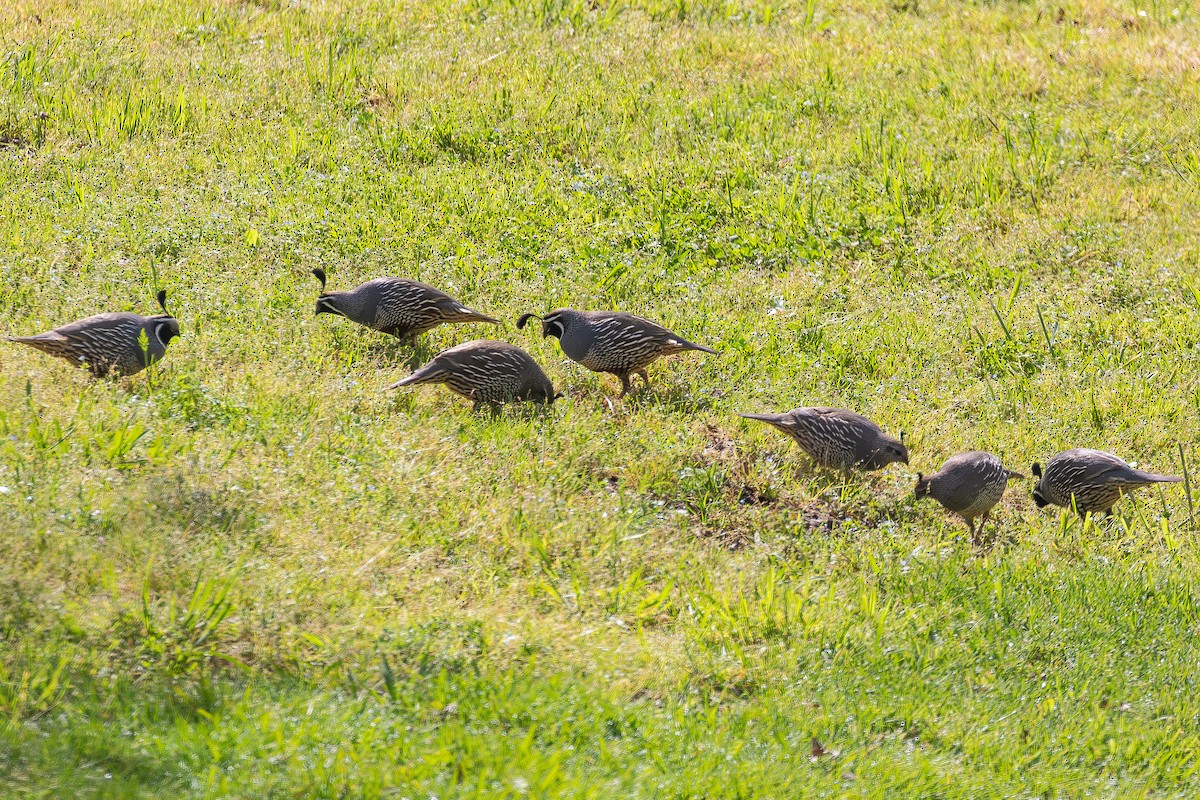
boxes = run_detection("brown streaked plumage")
[915,451,1023,542]
[517,309,717,396]
[387,340,557,411]
[313,268,498,339]
[739,407,908,473]
[1032,448,1181,516]
[7,290,181,378]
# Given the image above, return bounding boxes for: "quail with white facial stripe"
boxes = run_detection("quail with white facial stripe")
[1031,448,1181,516]
[386,340,557,411]
[516,309,717,396]
[7,290,181,378]
[739,406,908,473]
[312,268,498,339]
[915,451,1023,542]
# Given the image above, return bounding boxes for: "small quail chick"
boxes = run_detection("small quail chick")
[8,290,181,378]
[915,451,1023,542]
[516,309,717,396]
[386,340,557,411]
[739,407,908,473]
[1032,448,1181,516]
[313,268,498,339]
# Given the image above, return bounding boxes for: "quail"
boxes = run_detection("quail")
[516,309,717,396]
[386,340,557,411]
[312,268,498,339]
[1031,448,1181,516]
[915,451,1023,541]
[739,407,908,472]
[7,290,181,378]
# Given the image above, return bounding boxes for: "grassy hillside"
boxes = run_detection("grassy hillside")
[3,0,1200,796]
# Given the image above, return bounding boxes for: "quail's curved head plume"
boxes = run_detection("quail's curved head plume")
[312,269,498,339]
[386,340,556,411]
[7,289,181,378]
[517,309,717,397]
[915,451,1023,542]
[738,407,907,472]
[1031,448,1181,516]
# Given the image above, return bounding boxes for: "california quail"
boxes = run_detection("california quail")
[516,309,717,396]
[1031,448,1181,516]
[386,340,557,411]
[915,451,1023,542]
[312,268,498,339]
[739,407,908,472]
[7,290,181,378]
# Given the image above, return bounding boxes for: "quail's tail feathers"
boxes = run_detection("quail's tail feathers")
[386,364,447,390]
[453,305,500,326]
[739,412,787,425]
[677,337,718,355]
[1124,470,1182,485]
[8,333,69,354]
[9,333,59,343]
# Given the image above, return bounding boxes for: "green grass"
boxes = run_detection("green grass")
[4,0,1200,795]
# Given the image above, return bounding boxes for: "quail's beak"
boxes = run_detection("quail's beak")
[541,324,551,339]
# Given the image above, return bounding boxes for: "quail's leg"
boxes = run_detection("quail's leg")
[966,518,977,544]
[473,400,502,416]
[636,369,651,392]
[618,373,632,398]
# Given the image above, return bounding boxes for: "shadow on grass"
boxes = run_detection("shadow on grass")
[559,383,720,415]
[361,337,436,370]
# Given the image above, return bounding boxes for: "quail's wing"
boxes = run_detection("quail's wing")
[439,341,524,370]
[437,339,499,360]
[599,312,681,346]
[373,278,489,321]
[374,278,442,305]
[54,312,148,348]
[804,407,882,434]
[790,407,875,445]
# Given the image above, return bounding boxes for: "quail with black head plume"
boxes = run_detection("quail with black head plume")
[915,451,1023,542]
[1031,448,1181,516]
[739,407,908,473]
[516,309,717,396]
[7,290,181,378]
[386,340,557,412]
[312,269,498,340]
